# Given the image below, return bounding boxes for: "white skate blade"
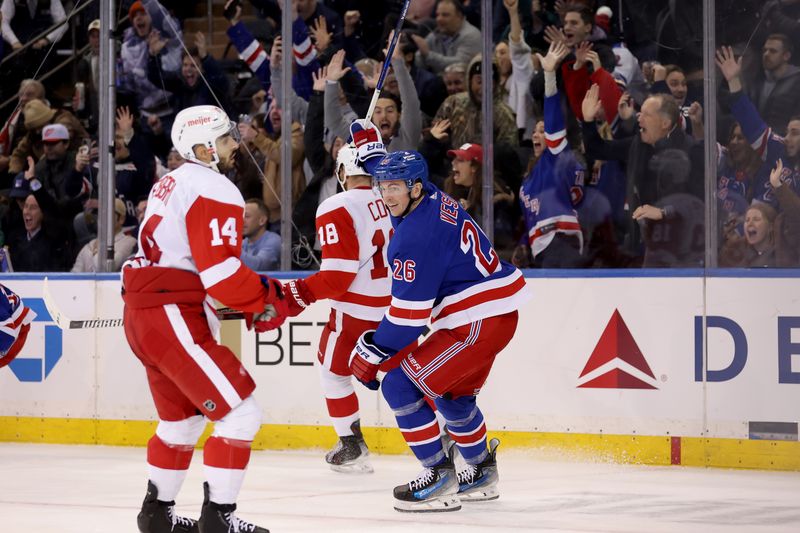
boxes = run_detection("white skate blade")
[460,484,499,502]
[329,458,374,474]
[394,495,462,513]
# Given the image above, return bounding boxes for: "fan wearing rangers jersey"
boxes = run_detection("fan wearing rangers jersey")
[0,283,36,370]
[281,122,392,473]
[123,106,282,533]
[520,41,585,268]
[349,150,531,513]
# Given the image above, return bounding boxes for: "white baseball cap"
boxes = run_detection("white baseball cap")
[42,123,70,143]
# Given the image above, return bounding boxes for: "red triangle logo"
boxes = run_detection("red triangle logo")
[578,309,657,389]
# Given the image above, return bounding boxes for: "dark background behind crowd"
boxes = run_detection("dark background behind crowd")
[0,0,797,272]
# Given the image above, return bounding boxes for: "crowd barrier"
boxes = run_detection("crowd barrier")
[1,271,797,471]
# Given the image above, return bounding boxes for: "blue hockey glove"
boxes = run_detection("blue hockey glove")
[350,330,391,390]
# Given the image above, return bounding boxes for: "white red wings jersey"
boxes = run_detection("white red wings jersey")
[304,186,393,321]
[134,161,267,313]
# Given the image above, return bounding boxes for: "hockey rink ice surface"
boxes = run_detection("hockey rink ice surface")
[1,443,799,532]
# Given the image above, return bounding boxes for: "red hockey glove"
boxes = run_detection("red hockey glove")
[246,275,289,332]
[283,278,316,317]
[349,330,392,390]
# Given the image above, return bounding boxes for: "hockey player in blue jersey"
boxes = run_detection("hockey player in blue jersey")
[348,150,531,512]
[519,41,585,268]
[0,283,35,370]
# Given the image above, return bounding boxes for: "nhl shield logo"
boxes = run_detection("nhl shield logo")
[203,399,217,412]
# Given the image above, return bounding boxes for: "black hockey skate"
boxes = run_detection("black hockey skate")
[197,482,269,533]
[457,437,500,502]
[137,480,198,533]
[325,420,373,473]
[393,443,461,512]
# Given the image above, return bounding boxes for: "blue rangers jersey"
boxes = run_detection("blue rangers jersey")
[372,186,531,354]
[519,92,585,257]
[0,283,35,367]
[729,92,800,207]
[716,144,754,226]
[226,17,320,103]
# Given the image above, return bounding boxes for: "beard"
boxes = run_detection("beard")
[217,150,238,173]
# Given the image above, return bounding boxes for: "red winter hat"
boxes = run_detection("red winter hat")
[447,143,483,165]
[129,1,146,19]
[595,6,612,35]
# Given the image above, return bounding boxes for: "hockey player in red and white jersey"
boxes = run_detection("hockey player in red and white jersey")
[123,105,285,533]
[280,121,394,473]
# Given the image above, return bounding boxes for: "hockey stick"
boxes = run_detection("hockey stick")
[42,277,246,330]
[364,0,412,125]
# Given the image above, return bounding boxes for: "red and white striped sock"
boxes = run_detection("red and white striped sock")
[203,436,252,505]
[146,434,194,502]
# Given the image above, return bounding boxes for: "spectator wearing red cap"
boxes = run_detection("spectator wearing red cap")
[7,99,88,179]
[444,143,517,258]
[25,124,91,227]
[119,0,182,116]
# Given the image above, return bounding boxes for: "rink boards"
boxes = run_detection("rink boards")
[0,271,798,471]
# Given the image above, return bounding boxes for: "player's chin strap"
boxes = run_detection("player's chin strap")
[398,183,425,219]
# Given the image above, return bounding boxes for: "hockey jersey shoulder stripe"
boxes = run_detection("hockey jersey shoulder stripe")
[199,256,242,288]
[320,258,360,273]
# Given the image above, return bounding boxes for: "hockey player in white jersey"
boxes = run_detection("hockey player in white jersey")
[280,121,399,473]
[123,105,285,533]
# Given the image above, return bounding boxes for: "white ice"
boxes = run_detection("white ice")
[0,443,798,532]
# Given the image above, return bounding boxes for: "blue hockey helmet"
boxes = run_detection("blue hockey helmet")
[372,150,429,191]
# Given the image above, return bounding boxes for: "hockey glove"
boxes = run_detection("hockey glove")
[349,120,386,174]
[350,330,392,390]
[246,275,289,333]
[283,278,317,317]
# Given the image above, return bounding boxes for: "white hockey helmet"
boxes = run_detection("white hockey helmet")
[335,144,368,189]
[171,105,238,170]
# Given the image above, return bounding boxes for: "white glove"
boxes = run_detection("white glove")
[349,119,386,167]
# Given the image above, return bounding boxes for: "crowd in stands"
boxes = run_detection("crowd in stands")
[0,0,798,272]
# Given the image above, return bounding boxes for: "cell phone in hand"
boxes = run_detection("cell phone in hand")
[223,0,241,21]
[79,138,91,156]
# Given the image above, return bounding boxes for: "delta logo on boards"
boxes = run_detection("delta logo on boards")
[577,309,658,389]
[6,298,63,383]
